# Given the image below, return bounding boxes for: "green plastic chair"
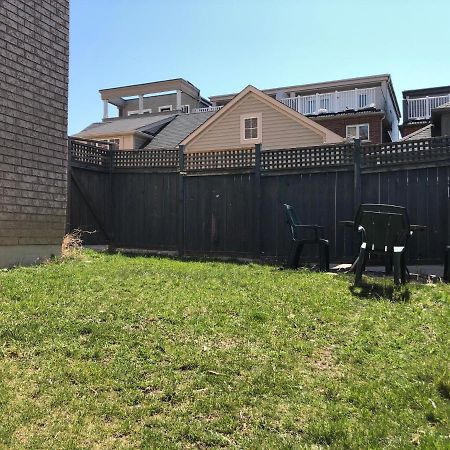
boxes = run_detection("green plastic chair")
[354,204,411,286]
[283,203,329,271]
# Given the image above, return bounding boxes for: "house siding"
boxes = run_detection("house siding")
[0,0,69,267]
[186,92,325,152]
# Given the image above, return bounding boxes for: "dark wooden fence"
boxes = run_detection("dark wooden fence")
[68,137,450,264]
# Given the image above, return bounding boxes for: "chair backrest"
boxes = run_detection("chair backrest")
[355,204,410,230]
[283,203,300,227]
[283,204,300,239]
[356,207,410,251]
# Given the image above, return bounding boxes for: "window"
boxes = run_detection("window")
[181,105,190,113]
[128,109,151,116]
[158,105,173,112]
[346,124,369,141]
[240,113,262,144]
[245,118,258,139]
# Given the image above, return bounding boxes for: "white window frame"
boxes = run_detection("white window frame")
[240,113,262,145]
[181,104,190,113]
[346,123,370,141]
[128,108,151,116]
[158,105,173,112]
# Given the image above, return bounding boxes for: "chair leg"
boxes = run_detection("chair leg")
[393,252,402,285]
[444,246,449,282]
[401,252,407,284]
[385,254,393,275]
[354,246,366,286]
[287,242,303,269]
[322,241,330,272]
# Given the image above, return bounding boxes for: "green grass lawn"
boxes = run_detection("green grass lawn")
[0,251,449,449]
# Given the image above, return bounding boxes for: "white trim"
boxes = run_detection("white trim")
[181,104,190,113]
[240,113,262,145]
[158,105,173,112]
[128,109,152,116]
[346,123,370,141]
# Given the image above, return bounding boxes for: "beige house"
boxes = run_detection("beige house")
[180,86,343,152]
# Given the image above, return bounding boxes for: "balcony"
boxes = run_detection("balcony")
[280,87,381,116]
[193,106,223,113]
[407,94,450,121]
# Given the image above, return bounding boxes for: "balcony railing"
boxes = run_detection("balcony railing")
[193,106,223,113]
[407,94,450,120]
[280,87,380,116]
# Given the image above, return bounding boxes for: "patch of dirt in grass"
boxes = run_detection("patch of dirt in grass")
[311,347,341,376]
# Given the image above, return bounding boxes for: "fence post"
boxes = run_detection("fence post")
[254,143,262,260]
[107,146,115,252]
[353,139,362,214]
[178,145,186,257]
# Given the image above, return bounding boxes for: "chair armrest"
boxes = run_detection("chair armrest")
[293,224,324,229]
[291,224,323,240]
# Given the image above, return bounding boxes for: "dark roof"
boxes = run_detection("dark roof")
[145,112,215,149]
[73,114,176,138]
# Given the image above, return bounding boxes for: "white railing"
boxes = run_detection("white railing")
[280,87,380,115]
[407,94,450,120]
[193,106,223,113]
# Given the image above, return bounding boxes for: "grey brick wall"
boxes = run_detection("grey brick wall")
[0,0,69,248]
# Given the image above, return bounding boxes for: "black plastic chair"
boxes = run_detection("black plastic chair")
[354,204,412,286]
[283,204,329,271]
[444,246,449,282]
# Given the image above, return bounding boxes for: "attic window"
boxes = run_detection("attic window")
[240,113,262,144]
[159,105,173,112]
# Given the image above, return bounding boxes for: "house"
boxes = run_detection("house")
[0,0,69,267]
[75,79,213,149]
[209,75,401,144]
[180,86,343,152]
[74,81,343,150]
[399,86,450,138]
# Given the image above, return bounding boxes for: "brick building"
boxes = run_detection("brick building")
[0,0,69,267]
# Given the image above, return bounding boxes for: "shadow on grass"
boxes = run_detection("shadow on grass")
[350,280,411,302]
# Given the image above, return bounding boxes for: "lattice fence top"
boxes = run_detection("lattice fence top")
[70,140,111,167]
[362,137,450,167]
[261,144,353,171]
[69,137,450,172]
[184,148,254,172]
[113,149,179,169]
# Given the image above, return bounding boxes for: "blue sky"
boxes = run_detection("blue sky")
[68,0,450,135]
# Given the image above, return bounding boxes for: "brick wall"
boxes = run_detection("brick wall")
[312,113,384,143]
[0,0,69,261]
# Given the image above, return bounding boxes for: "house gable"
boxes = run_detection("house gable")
[181,86,343,153]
